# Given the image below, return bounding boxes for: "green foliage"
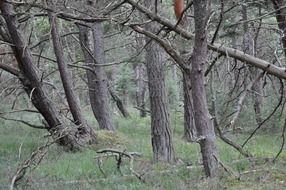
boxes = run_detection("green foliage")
[34,17,50,34]
[115,65,136,102]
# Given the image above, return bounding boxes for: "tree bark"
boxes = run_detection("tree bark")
[182,71,196,141]
[48,12,96,139]
[0,2,86,150]
[49,13,83,126]
[144,0,175,163]
[190,0,219,177]
[78,24,115,131]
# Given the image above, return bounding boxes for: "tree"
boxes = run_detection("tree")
[144,0,175,162]
[0,2,96,150]
[48,9,92,133]
[189,0,219,177]
[78,23,115,131]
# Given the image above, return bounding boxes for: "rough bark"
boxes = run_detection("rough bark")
[49,13,84,126]
[182,71,196,141]
[48,12,96,139]
[190,0,219,177]
[78,24,115,131]
[0,2,84,149]
[144,0,175,162]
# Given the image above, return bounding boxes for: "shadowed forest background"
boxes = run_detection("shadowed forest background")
[1,0,286,189]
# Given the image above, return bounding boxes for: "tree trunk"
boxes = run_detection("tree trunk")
[242,5,263,125]
[190,0,219,177]
[48,12,96,139]
[133,33,147,117]
[0,2,88,150]
[109,89,130,118]
[182,71,196,141]
[78,24,115,131]
[135,62,147,117]
[144,0,175,163]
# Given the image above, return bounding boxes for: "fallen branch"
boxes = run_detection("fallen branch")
[227,72,264,130]
[0,116,46,129]
[9,139,57,190]
[242,79,284,147]
[125,0,286,80]
[96,149,144,182]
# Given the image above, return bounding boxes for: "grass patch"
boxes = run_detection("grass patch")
[1,114,286,189]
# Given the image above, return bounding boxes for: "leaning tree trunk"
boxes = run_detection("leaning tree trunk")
[0,2,86,150]
[189,0,219,177]
[144,0,175,163]
[109,89,130,118]
[78,24,115,131]
[48,12,96,138]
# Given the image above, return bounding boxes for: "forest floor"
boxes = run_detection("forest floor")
[1,113,286,190]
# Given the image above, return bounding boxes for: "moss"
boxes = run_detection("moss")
[92,130,129,149]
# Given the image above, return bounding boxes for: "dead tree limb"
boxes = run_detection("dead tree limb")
[227,72,264,130]
[96,149,144,182]
[242,79,284,147]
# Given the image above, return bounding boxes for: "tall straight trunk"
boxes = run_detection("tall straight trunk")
[78,24,114,131]
[0,2,85,149]
[190,0,218,177]
[182,71,196,141]
[134,20,147,118]
[144,0,175,162]
[242,5,263,125]
[135,62,147,117]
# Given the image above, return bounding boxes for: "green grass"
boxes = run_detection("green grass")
[1,114,286,190]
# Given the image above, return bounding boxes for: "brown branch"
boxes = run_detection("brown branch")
[125,0,286,80]
[0,63,20,76]
[0,109,39,115]
[96,149,144,182]
[242,79,284,147]
[129,25,187,70]
[227,72,264,130]
[0,116,46,129]
[9,136,62,190]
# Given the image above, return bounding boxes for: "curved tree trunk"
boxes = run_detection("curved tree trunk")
[0,2,88,150]
[190,0,219,177]
[48,11,96,139]
[144,0,175,163]
[78,24,115,131]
